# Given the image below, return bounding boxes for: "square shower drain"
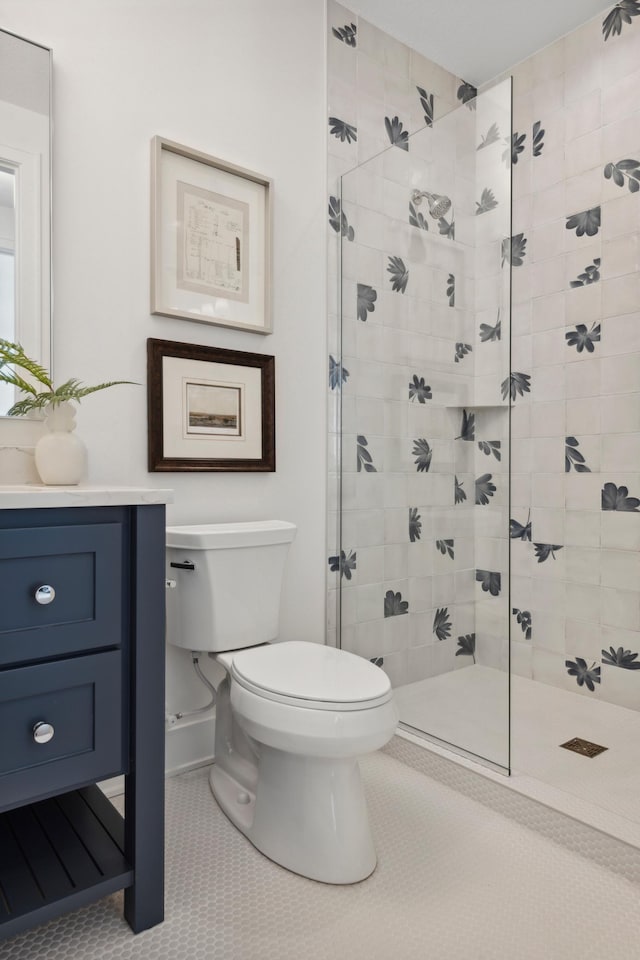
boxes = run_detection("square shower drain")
[560,737,608,758]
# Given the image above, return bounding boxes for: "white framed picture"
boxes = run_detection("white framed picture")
[151,137,272,334]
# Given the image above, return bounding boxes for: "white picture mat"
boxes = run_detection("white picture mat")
[162,355,262,459]
[158,147,266,330]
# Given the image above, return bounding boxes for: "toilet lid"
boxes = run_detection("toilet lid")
[229,641,392,709]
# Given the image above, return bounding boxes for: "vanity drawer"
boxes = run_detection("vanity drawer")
[0,650,125,812]
[0,523,123,666]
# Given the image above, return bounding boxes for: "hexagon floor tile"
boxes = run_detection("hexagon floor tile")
[2,747,639,960]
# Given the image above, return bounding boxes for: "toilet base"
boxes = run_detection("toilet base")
[210,745,377,884]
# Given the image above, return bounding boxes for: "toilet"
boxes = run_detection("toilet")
[165,520,398,884]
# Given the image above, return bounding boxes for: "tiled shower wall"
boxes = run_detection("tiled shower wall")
[326,1,463,683]
[326,1,511,687]
[328,2,640,713]
[500,10,640,711]
[334,119,477,690]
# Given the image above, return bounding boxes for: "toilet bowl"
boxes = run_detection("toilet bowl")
[212,641,398,883]
[166,521,399,884]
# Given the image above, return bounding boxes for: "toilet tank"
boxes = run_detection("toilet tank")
[165,521,296,652]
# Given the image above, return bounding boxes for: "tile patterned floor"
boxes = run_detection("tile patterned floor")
[2,747,640,960]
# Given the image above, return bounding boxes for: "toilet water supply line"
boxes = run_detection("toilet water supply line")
[166,653,217,726]
[165,571,217,726]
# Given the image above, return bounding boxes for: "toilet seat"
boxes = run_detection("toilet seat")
[222,640,392,712]
[223,640,399,759]
[230,675,399,759]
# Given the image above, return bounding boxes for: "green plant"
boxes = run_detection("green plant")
[0,339,135,417]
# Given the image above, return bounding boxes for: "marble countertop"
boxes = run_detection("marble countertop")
[0,485,173,509]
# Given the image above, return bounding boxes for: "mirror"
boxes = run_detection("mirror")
[0,29,51,416]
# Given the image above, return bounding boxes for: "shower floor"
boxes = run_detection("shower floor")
[396,665,640,843]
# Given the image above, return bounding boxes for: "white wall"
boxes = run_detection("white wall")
[1,0,328,764]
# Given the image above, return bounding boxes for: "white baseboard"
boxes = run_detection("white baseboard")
[98,775,125,798]
[98,714,216,799]
[165,713,215,778]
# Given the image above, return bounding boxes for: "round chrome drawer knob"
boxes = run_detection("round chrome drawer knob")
[33,721,55,744]
[35,585,56,605]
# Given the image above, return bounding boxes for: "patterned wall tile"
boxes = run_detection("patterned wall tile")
[328,2,640,713]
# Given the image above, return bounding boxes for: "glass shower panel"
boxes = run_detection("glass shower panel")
[338,79,512,771]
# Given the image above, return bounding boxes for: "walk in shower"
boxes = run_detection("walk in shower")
[331,25,640,838]
[336,79,513,771]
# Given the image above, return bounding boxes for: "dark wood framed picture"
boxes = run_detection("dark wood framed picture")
[147,338,275,472]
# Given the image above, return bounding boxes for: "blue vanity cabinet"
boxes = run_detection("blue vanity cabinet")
[0,502,166,941]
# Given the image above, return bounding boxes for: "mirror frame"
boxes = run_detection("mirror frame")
[0,28,52,418]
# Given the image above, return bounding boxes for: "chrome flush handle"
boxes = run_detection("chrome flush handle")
[34,584,56,605]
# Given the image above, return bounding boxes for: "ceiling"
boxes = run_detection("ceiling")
[346,0,614,84]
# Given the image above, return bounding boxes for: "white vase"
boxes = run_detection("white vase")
[34,401,87,485]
